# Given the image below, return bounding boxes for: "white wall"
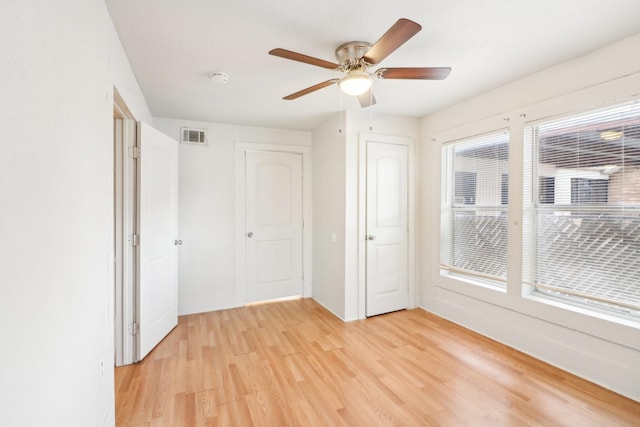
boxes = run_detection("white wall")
[107,16,153,124]
[153,118,311,315]
[312,110,419,320]
[0,1,151,425]
[419,32,640,400]
[311,115,347,318]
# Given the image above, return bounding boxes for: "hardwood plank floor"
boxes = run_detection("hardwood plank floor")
[115,298,640,426]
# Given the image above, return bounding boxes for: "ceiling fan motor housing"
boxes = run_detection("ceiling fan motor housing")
[335,41,372,71]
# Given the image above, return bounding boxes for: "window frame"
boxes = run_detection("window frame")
[522,101,640,322]
[440,128,511,292]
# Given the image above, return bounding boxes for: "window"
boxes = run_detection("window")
[501,173,509,205]
[454,171,477,205]
[571,178,608,204]
[539,177,555,204]
[441,131,509,288]
[523,101,640,318]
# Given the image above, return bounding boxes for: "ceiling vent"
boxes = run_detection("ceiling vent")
[181,127,207,145]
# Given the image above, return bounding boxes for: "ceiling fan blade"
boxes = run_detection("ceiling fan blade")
[376,67,452,80]
[283,79,339,100]
[358,89,376,108]
[269,48,340,70]
[363,18,422,65]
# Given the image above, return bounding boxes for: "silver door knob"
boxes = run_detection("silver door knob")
[247,231,254,238]
[174,239,183,246]
[366,234,376,240]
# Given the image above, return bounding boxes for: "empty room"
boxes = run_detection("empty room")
[2,0,640,426]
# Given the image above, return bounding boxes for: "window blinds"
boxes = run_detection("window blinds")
[523,101,640,315]
[441,131,510,286]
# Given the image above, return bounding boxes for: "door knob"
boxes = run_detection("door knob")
[247,231,254,238]
[366,234,376,240]
[174,239,183,246]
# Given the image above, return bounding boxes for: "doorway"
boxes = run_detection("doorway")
[113,91,179,364]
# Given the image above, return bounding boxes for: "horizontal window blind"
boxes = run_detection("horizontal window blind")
[441,131,509,287]
[523,101,640,315]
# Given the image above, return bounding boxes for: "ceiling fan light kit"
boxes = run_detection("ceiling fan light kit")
[339,70,373,96]
[268,18,451,107]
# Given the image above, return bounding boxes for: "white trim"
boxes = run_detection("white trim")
[114,118,124,367]
[358,133,416,319]
[113,92,138,366]
[234,143,312,307]
[312,296,350,322]
[122,119,137,364]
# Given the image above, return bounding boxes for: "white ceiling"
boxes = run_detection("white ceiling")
[106,0,640,131]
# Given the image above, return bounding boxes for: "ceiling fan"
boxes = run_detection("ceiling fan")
[269,18,451,108]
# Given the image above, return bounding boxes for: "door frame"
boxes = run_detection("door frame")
[358,133,416,319]
[113,88,138,365]
[234,143,312,305]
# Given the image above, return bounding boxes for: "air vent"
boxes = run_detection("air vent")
[180,127,207,145]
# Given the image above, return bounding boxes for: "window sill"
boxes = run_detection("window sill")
[522,286,640,332]
[440,269,507,293]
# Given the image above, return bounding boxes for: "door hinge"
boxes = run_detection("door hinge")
[128,146,140,159]
[130,234,139,247]
[128,322,138,336]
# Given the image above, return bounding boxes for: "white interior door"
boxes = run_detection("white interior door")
[137,122,179,360]
[366,141,409,316]
[245,151,303,303]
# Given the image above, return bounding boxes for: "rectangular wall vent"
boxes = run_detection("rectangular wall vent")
[180,127,207,145]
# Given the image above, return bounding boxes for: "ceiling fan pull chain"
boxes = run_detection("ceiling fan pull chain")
[338,87,344,133]
[368,95,373,131]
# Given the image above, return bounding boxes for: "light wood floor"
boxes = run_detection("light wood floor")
[115,298,640,426]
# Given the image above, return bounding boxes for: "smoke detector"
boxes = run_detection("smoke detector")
[210,72,229,84]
